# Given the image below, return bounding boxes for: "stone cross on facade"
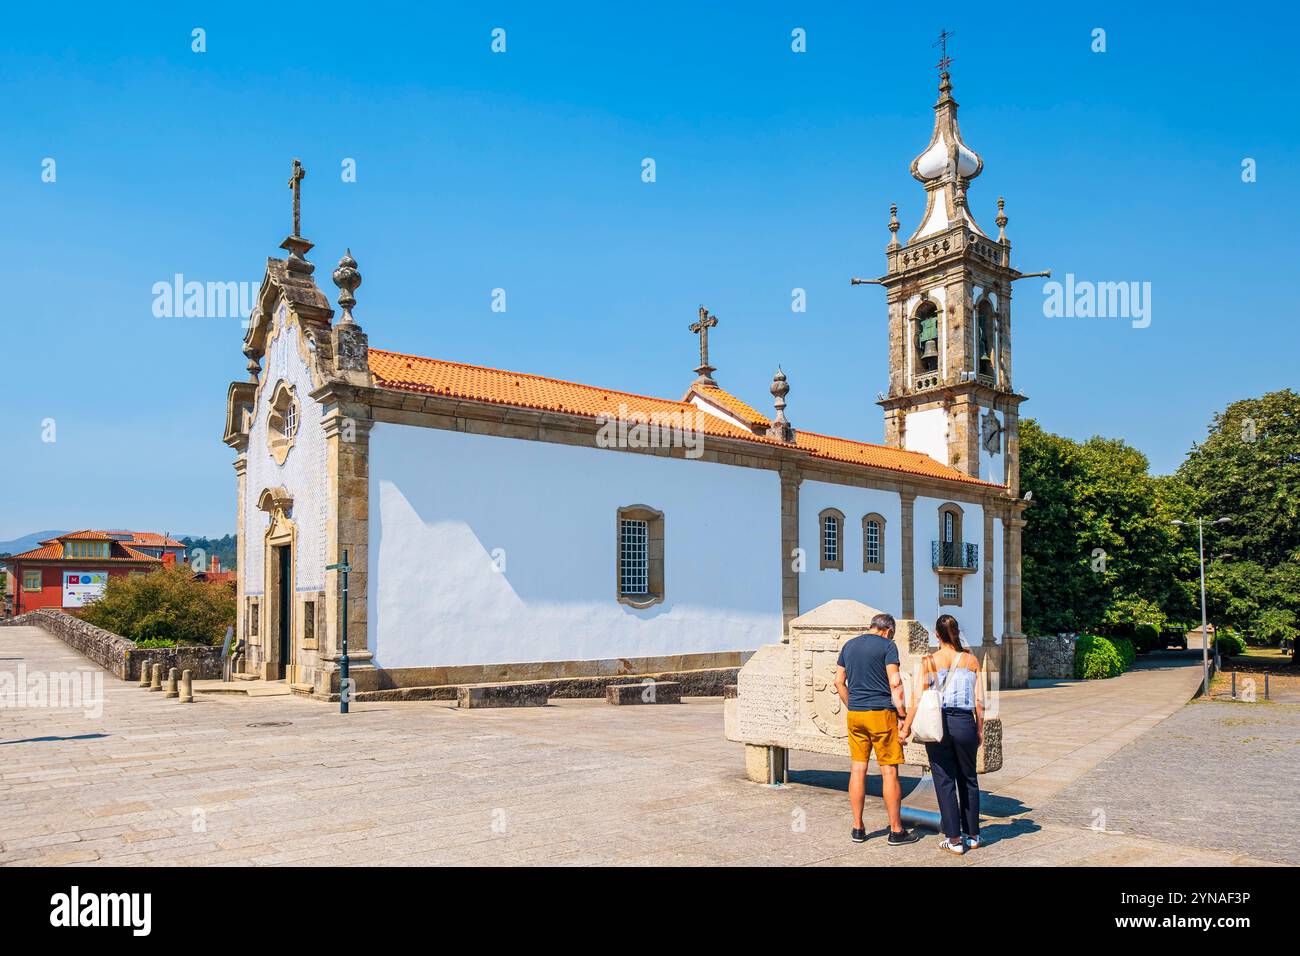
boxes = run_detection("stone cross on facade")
[690,306,719,386]
[288,159,306,237]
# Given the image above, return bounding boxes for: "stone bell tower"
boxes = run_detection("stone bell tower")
[865,67,1033,492]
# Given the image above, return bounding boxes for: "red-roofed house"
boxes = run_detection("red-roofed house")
[1,531,163,615]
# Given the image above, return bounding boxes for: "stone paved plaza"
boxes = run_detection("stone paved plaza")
[0,626,1285,866]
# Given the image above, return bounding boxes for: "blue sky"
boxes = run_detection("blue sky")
[1,2,1296,539]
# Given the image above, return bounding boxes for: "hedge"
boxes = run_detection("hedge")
[1075,634,1126,680]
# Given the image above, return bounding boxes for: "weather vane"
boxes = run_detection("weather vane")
[932,28,955,72]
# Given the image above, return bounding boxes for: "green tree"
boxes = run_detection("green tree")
[1178,389,1300,661]
[1020,420,1193,636]
[80,564,235,644]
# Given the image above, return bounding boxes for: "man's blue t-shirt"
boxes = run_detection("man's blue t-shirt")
[836,633,900,711]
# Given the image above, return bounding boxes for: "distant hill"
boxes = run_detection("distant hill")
[0,530,67,556]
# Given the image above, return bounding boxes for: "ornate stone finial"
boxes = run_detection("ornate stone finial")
[887,203,901,249]
[767,366,795,443]
[280,158,315,274]
[243,343,261,382]
[332,249,362,325]
[689,305,719,386]
[995,196,1009,243]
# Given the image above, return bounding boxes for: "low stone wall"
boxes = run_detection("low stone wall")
[1,609,225,681]
[334,666,738,703]
[1028,634,1077,680]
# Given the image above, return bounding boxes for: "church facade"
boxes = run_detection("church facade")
[224,70,1033,697]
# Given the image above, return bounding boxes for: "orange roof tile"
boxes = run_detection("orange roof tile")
[368,348,1000,488]
[690,385,771,429]
[113,531,186,548]
[3,539,163,564]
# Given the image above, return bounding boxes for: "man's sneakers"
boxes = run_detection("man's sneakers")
[965,834,982,850]
[850,827,867,843]
[938,837,966,856]
[887,827,921,846]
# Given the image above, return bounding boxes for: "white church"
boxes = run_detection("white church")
[224,68,1034,698]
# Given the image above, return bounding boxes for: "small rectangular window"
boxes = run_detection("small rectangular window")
[619,519,649,595]
[23,570,42,591]
[303,600,316,642]
[866,521,880,566]
[942,584,958,600]
[249,601,260,637]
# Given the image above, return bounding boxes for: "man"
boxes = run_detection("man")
[834,612,920,845]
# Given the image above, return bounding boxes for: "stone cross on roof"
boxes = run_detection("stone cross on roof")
[932,28,955,73]
[690,305,719,386]
[288,159,306,238]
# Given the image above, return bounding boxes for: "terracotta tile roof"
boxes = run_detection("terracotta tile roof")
[368,348,1000,488]
[3,538,163,564]
[112,531,186,548]
[690,385,771,429]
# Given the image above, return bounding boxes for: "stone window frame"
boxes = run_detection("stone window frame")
[938,502,964,547]
[819,508,845,571]
[939,574,963,606]
[616,505,664,608]
[22,569,42,591]
[248,597,260,638]
[267,381,301,466]
[300,591,322,650]
[862,513,886,573]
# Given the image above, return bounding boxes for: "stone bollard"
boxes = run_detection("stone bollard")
[165,667,179,699]
[179,669,194,704]
[149,663,163,692]
[139,663,150,688]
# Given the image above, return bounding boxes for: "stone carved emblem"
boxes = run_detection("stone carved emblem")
[802,642,848,739]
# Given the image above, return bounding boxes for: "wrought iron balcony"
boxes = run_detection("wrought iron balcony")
[932,541,979,572]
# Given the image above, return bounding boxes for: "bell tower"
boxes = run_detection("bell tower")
[863,66,1035,491]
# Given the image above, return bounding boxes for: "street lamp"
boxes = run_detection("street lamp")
[1172,517,1230,698]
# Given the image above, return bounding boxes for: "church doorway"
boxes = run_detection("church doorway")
[275,544,293,680]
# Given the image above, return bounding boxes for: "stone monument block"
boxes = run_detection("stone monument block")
[727,599,1003,783]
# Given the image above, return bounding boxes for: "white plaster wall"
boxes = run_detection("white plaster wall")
[367,424,782,668]
[242,309,328,596]
[976,401,1007,486]
[798,481,903,615]
[913,495,985,644]
[992,517,1004,643]
[904,407,948,466]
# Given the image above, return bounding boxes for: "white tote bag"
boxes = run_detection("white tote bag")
[909,652,965,744]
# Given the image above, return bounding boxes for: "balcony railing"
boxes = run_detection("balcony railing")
[932,540,979,571]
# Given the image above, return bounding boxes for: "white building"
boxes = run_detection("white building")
[224,70,1032,698]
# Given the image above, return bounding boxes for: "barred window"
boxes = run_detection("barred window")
[284,400,299,439]
[862,513,885,572]
[616,506,664,607]
[818,509,844,571]
[619,519,649,595]
[942,584,958,600]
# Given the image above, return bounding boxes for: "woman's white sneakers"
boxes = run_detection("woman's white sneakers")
[939,838,966,856]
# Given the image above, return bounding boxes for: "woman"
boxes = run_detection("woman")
[903,614,984,855]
